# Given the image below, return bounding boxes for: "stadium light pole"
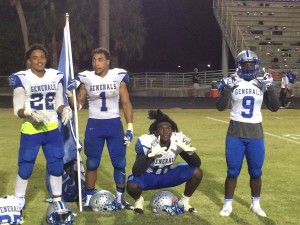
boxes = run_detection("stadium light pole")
[99,0,109,50]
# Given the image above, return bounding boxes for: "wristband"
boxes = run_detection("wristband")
[127,123,133,131]
[24,108,32,116]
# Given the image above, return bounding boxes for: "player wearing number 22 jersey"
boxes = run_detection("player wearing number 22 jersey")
[8,44,73,219]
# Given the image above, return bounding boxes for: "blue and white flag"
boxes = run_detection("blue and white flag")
[46,14,85,209]
[57,21,79,163]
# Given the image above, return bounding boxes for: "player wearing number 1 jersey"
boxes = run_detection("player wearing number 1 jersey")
[8,44,73,220]
[67,48,134,210]
[216,50,280,217]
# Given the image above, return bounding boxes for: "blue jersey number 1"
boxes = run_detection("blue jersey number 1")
[99,92,108,111]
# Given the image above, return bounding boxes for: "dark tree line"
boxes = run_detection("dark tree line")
[0,0,146,76]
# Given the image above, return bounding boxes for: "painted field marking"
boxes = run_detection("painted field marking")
[206,117,300,145]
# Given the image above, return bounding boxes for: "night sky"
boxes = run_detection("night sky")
[129,0,234,72]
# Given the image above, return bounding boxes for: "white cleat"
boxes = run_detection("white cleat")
[250,204,267,217]
[220,204,232,216]
[178,199,197,213]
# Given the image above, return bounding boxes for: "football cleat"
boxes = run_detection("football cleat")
[121,195,134,210]
[250,204,267,217]
[220,204,233,216]
[178,198,197,213]
[133,196,144,215]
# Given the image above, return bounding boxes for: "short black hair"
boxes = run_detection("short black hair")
[148,109,179,134]
[91,48,110,60]
[25,44,48,60]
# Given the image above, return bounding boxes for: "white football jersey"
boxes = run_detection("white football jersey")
[9,68,64,123]
[229,79,264,123]
[0,195,22,224]
[78,68,129,119]
[136,132,189,175]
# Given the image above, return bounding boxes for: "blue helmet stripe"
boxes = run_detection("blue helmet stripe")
[58,201,65,210]
[246,50,250,58]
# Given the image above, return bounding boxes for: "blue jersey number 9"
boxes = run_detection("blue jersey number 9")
[241,96,254,118]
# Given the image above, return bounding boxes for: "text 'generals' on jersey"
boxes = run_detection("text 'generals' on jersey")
[89,83,117,92]
[154,157,176,164]
[31,83,56,93]
[0,205,22,213]
[234,88,263,96]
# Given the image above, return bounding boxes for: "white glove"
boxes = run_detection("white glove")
[227,74,243,89]
[254,73,274,91]
[24,108,49,125]
[124,123,133,146]
[260,73,273,87]
[148,136,167,157]
[61,106,73,125]
[175,132,196,155]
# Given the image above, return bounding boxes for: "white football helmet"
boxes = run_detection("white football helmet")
[236,50,260,80]
[150,191,184,216]
[89,190,121,213]
[46,201,74,225]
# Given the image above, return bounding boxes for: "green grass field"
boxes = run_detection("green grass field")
[0,108,299,225]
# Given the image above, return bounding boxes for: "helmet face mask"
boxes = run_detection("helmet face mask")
[236,50,260,80]
[150,191,184,216]
[89,190,121,213]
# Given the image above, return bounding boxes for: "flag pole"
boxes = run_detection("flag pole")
[65,13,83,212]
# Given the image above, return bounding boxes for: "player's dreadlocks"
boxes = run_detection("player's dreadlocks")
[148,109,179,134]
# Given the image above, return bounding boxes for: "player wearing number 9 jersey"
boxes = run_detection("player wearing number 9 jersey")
[216,50,280,217]
[8,44,73,218]
[67,48,133,210]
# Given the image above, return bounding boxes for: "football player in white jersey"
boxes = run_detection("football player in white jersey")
[8,44,72,217]
[0,195,23,225]
[216,50,280,217]
[66,48,133,210]
[126,109,203,214]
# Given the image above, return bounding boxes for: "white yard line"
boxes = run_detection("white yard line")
[206,117,300,145]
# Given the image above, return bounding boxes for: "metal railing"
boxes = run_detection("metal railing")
[129,70,236,90]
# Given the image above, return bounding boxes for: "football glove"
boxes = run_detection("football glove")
[24,108,49,125]
[253,73,273,91]
[66,79,81,97]
[175,132,196,155]
[124,123,133,146]
[148,136,167,157]
[61,106,73,125]
[227,75,243,89]
[260,73,273,87]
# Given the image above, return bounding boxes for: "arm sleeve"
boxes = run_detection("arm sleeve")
[132,154,155,177]
[55,82,65,110]
[263,85,280,112]
[179,151,201,167]
[216,86,232,111]
[13,87,25,117]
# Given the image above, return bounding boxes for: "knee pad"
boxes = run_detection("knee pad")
[249,168,262,178]
[18,162,34,179]
[227,168,240,178]
[112,158,126,171]
[86,157,100,171]
[48,160,64,176]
